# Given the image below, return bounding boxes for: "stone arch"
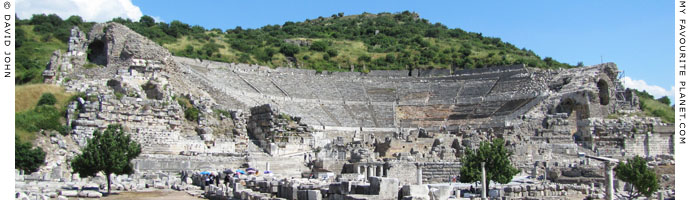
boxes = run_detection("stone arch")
[87,39,107,66]
[555,98,576,114]
[554,98,590,120]
[597,79,610,105]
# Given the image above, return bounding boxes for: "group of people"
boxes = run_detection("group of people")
[202,171,239,188]
[303,153,313,163]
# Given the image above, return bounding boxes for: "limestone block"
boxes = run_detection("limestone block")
[87,191,103,198]
[401,185,429,199]
[428,186,450,200]
[352,184,370,195]
[329,183,343,194]
[369,177,399,198]
[60,190,78,197]
[297,190,322,200]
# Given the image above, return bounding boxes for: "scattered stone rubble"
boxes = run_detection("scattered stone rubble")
[17,22,675,199]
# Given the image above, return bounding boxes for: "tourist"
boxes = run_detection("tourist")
[224,173,231,187]
[215,173,220,186]
[204,175,210,186]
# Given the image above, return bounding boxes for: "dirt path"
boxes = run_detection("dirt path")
[98,190,202,200]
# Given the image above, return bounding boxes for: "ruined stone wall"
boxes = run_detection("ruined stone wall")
[385,162,417,184]
[420,162,462,183]
[133,155,245,172]
[624,132,674,157]
[247,104,313,155]
[385,162,462,184]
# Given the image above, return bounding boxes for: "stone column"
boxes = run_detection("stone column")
[416,166,423,185]
[481,162,487,200]
[266,162,270,172]
[605,161,614,200]
[367,166,373,178]
[377,165,383,177]
[356,165,361,175]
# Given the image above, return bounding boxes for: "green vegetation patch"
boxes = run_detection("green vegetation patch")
[111,11,573,73]
[635,90,674,123]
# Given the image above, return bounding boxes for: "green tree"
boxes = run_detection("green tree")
[15,136,46,173]
[310,40,328,52]
[279,43,300,57]
[71,124,142,194]
[139,15,155,27]
[614,156,659,199]
[65,15,83,27]
[459,138,519,193]
[37,93,57,106]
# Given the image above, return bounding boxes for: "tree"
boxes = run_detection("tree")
[279,43,300,57]
[37,93,57,106]
[71,124,141,194]
[310,40,328,52]
[15,136,46,173]
[65,15,83,27]
[459,138,519,194]
[614,156,659,199]
[576,61,584,67]
[139,15,155,27]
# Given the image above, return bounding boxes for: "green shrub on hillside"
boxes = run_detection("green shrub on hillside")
[634,90,674,123]
[15,105,64,133]
[15,136,46,173]
[36,93,57,106]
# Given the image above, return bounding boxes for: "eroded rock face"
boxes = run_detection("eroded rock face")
[87,23,172,68]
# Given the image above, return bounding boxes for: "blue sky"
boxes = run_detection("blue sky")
[18,0,674,99]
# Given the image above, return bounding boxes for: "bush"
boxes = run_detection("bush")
[184,107,200,122]
[15,136,46,173]
[615,156,659,198]
[16,105,64,133]
[36,93,57,106]
[141,81,164,100]
[310,40,328,52]
[279,43,300,57]
[326,49,338,57]
[657,96,671,106]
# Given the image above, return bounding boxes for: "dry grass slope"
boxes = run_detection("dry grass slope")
[15,84,73,113]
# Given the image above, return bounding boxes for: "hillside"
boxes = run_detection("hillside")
[635,90,674,123]
[116,11,575,72]
[17,11,575,83]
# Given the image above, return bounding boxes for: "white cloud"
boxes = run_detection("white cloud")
[621,76,673,99]
[152,16,164,23]
[17,0,143,22]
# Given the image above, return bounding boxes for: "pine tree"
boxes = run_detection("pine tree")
[614,156,659,199]
[71,124,141,194]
